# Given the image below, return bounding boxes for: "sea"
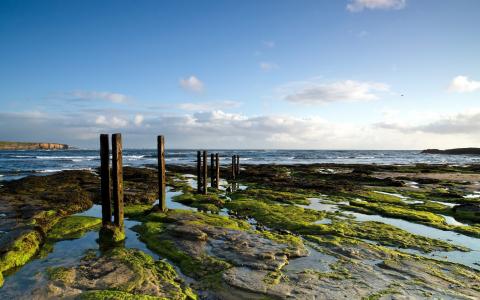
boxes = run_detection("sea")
[1,149,479,181]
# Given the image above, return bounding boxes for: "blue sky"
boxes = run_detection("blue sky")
[1,0,480,149]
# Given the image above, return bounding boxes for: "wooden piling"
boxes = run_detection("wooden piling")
[236,155,240,175]
[197,151,202,193]
[210,153,215,188]
[157,135,166,211]
[203,150,208,194]
[231,155,236,180]
[215,153,220,189]
[100,134,111,225]
[112,133,124,227]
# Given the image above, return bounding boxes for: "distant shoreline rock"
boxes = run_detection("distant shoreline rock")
[421,147,480,155]
[0,141,69,150]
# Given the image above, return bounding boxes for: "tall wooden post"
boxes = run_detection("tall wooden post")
[197,151,202,193]
[231,155,236,180]
[236,155,240,176]
[210,153,215,187]
[215,153,220,189]
[157,135,166,211]
[203,151,208,194]
[112,133,124,227]
[100,134,111,225]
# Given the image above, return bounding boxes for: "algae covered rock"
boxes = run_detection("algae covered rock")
[43,248,196,299]
[453,203,480,222]
[47,216,101,241]
[0,228,43,286]
[99,224,126,245]
[134,210,309,294]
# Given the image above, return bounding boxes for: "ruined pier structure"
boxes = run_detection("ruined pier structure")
[196,152,240,194]
[99,134,167,241]
[100,134,241,223]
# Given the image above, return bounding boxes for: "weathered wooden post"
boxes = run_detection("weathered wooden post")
[215,153,220,189]
[112,133,124,227]
[100,134,111,225]
[197,151,202,193]
[236,155,240,176]
[203,150,208,194]
[210,153,215,188]
[231,155,236,180]
[157,135,166,211]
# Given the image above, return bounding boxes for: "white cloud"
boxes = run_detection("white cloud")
[259,62,279,72]
[95,115,128,128]
[4,106,480,150]
[448,75,480,93]
[134,114,144,126]
[95,115,107,125]
[179,76,204,93]
[376,109,480,135]
[347,0,406,12]
[282,79,390,105]
[69,91,129,103]
[178,100,242,111]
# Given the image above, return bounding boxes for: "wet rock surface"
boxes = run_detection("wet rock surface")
[37,248,194,299]
[2,164,480,299]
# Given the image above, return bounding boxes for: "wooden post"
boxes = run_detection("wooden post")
[112,133,124,227]
[236,155,240,176]
[231,155,236,180]
[157,135,166,211]
[215,153,220,189]
[203,150,208,194]
[100,134,111,225]
[210,153,215,187]
[197,151,202,193]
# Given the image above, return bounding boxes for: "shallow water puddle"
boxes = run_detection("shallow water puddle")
[350,211,480,270]
[464,191,480,199]
[155,189,197,211]
[0,187,187,296]
[284,245,336,274]
[440,214,467,226]
[0,230,100,298]
[184,174,246,192]
[297,195,480,270]
[301,197,347,212]
[431,200,457,207]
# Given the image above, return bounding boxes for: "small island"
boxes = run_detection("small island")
[421,147,480,155]
[0,141,69,150]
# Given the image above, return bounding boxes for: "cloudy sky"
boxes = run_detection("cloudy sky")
[1,0,479,149]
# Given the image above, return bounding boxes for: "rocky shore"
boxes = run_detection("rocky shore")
[422,147,480,155]
[0,141,69,150]
[1,163,480,299]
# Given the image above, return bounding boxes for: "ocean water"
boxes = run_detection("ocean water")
[0,149,479,181]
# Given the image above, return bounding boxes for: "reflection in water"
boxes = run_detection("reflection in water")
[0,187,187,297]
[299,197,480,270]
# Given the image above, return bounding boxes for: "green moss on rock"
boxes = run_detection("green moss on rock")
[349,200,446,226]
[46,266,75,284]
[99,224,126,245]
[0,229,43,286]
[125,204,154,218]
[134,221,231,279]
[225,199,325,230]
[47,216,101,240]
[77,290,166,300]
[172,192,225,213]
[232,188,312,205]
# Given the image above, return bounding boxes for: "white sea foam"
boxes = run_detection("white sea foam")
[36,168,92,173]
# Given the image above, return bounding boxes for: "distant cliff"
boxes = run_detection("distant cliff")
[421,147,480,155]
[0,141,69,150]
